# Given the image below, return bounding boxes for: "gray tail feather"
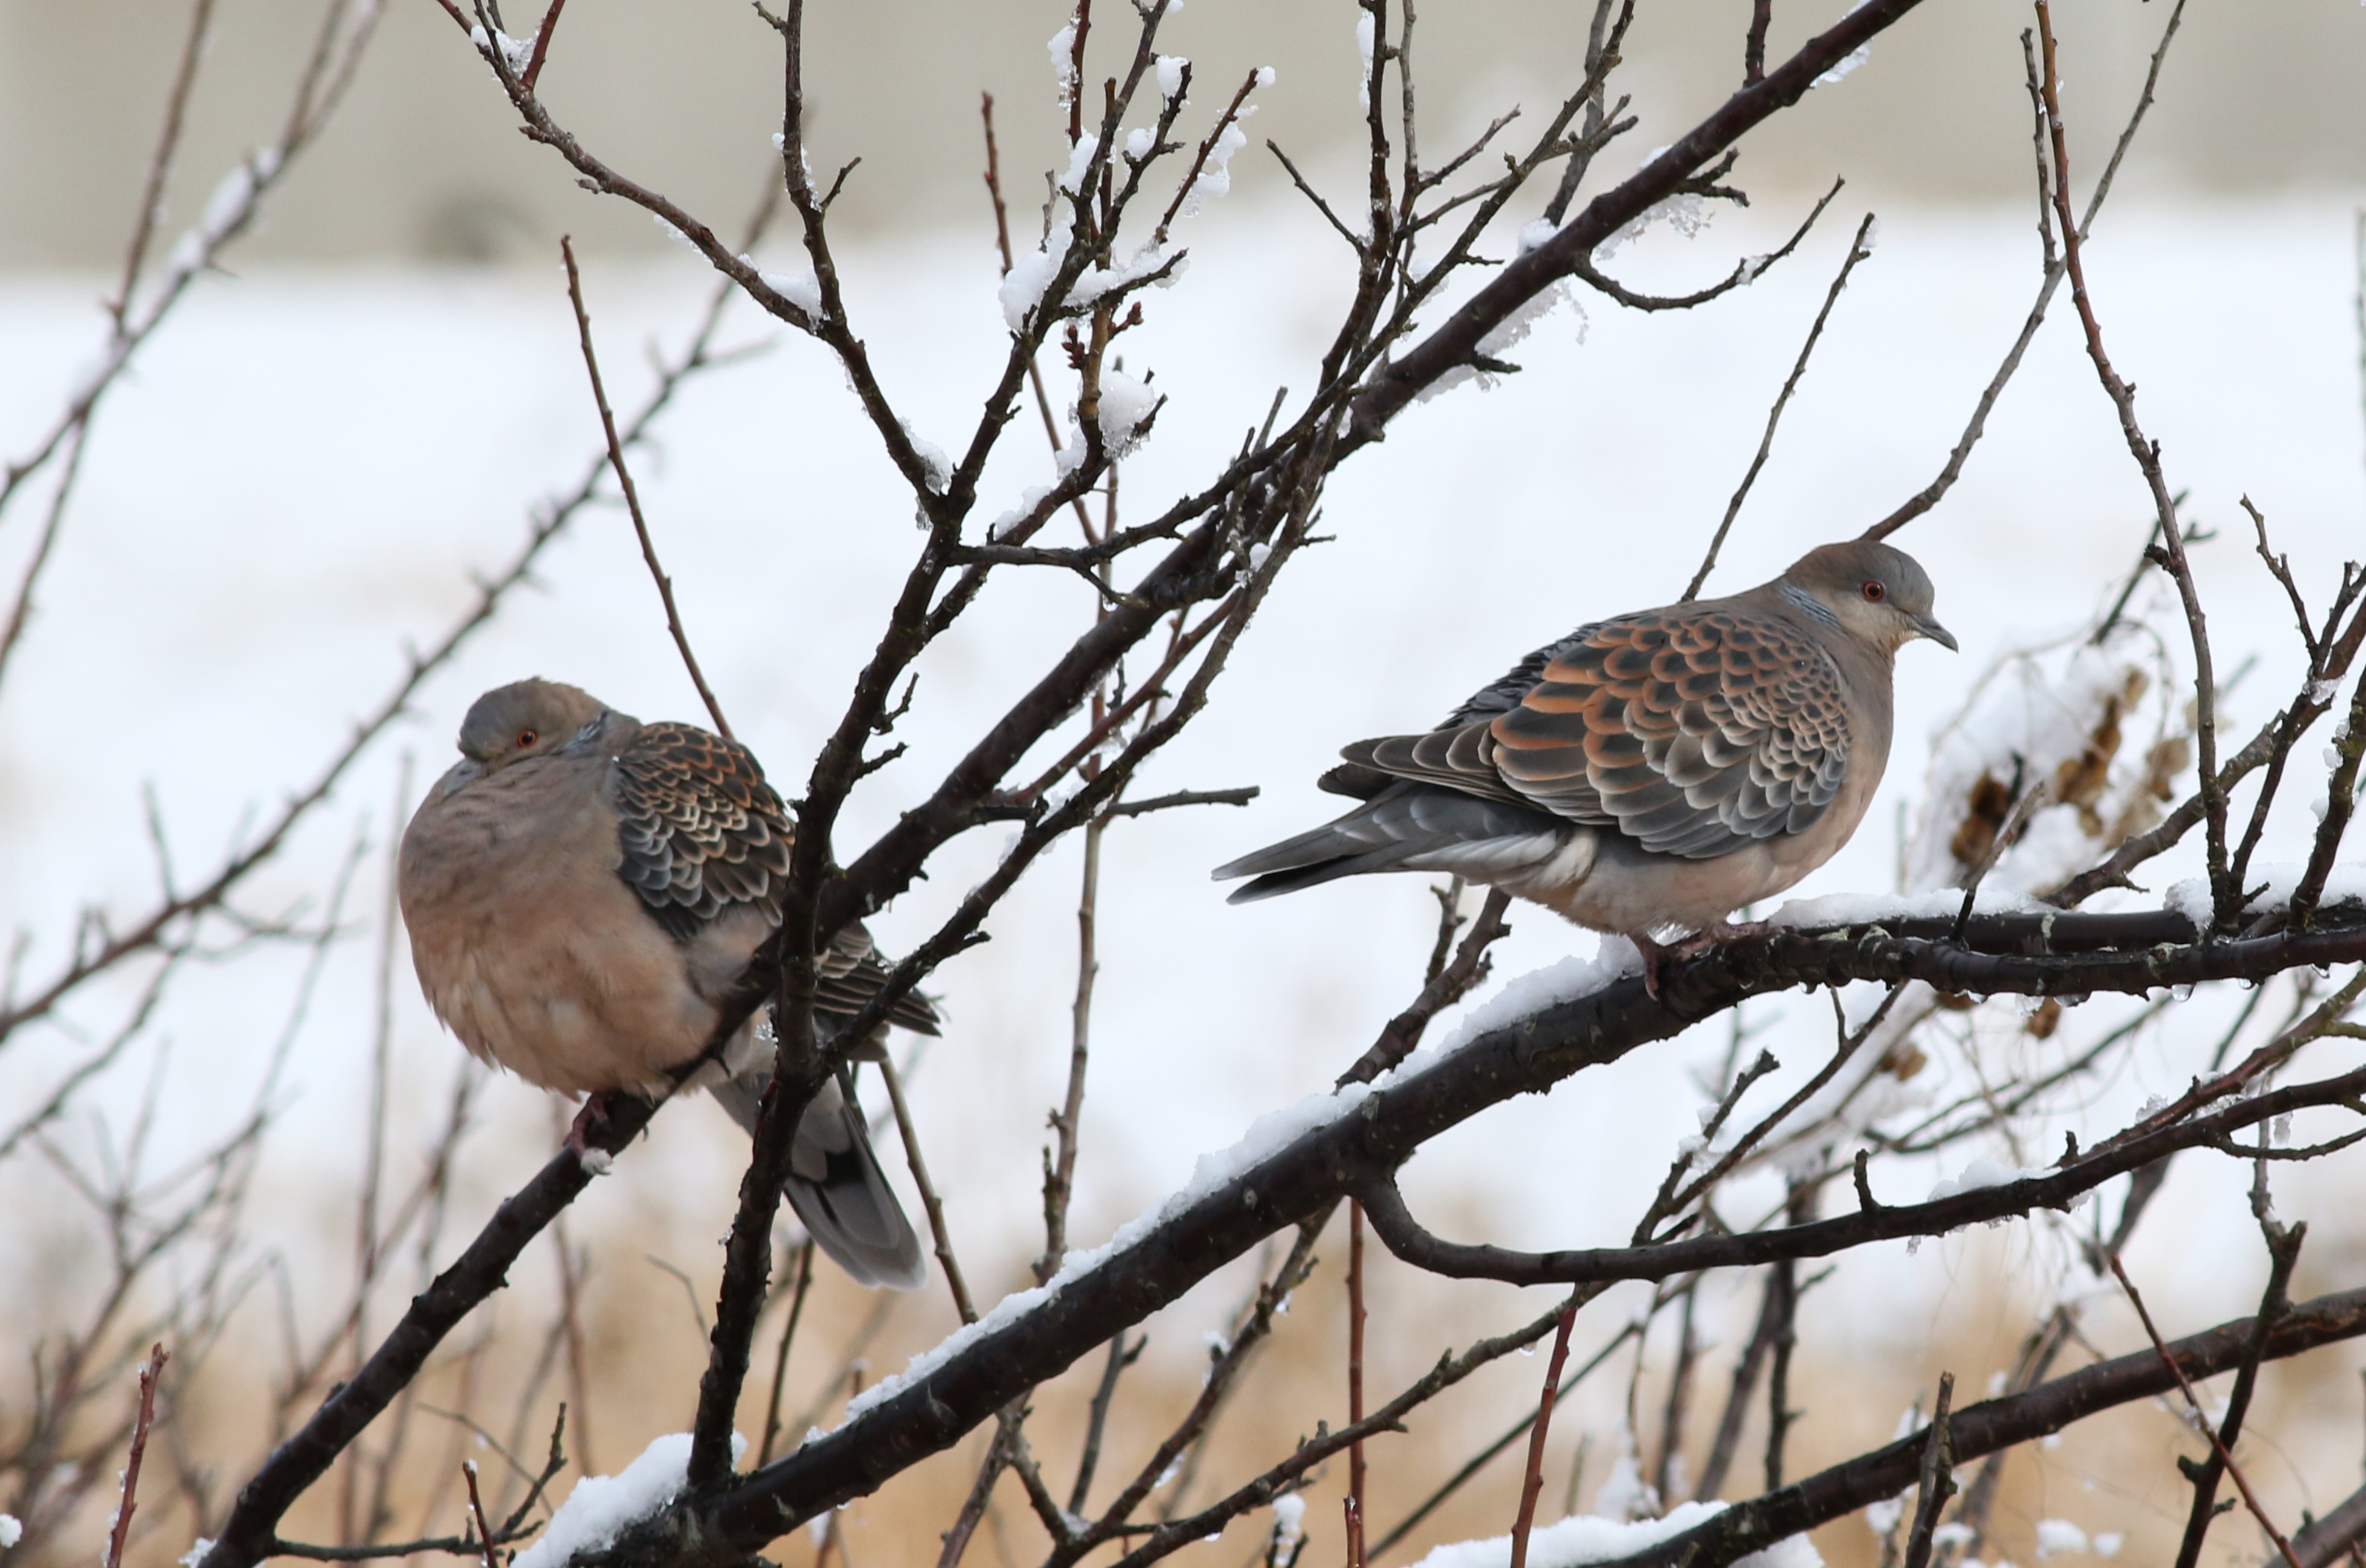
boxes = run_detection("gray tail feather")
[709,1066,927,1291]
[1213,786,1567,903]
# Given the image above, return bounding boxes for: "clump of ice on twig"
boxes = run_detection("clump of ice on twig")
[1094,370,1161,456]
[468,23,534,76]
[1417,279,1586,405]
[900,421,952,493]
[161,149,282,287]
[1182,110,1256,217]
[513,1432,746,1568]
[1048,21,1078,108]
[1813,42,1870,87]
[1271,1495,1306,1554]
[1811,1,1875,88]
[987,486,1052,541]
[1354,11,1376,107]
[1926,1155,2048,1204]
[1060,133,1105,195]
[1598,189,1713,262]
[999,231,1068,333]
[1156,55,1189,104]
[743,253,821,321]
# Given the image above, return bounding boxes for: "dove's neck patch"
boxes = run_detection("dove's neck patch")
[1778,581,1843,631]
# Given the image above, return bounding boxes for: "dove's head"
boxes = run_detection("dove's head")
[456,679,609,773]
[1783,541,1956,657]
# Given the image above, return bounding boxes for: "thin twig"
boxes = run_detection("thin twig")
[460,1463,497,1568]
[103,1345,170,1568]
[1345,1203,1369,1568]
[1508,1299,1580,1568]
[880,1055,976,1324]
[1683,209,1877,601]
[1897,1373,1953,1568]
[1863,0,2186,542]
[2035,0,2226,925]
[2104,1252,2303,1568]
[559,235,732,739]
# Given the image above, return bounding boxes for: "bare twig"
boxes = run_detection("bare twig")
[2034,0,2227,924]
[2104,1252,2303,1568]
[756,1242,816,1470]
[1682,208,1876,601]
[1508,1298,1579,1568]
[560,236,732,738]
[1897,1373,1953,1568]
[1864,0,2186,541]
[1345,1203,1369,1568]
[881,1054,977,1323]
[103,1345,170,1568]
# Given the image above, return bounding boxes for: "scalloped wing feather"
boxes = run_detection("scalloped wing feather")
[608,724,939,1035]
[1344,608,1853,861]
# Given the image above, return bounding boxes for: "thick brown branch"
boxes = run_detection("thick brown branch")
[1598,1283,2366,1568]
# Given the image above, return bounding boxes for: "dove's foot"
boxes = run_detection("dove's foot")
[563,1091,619,1156]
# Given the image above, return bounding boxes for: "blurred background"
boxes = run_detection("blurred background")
[7,0,2366,266]
[5,3,2366,1567]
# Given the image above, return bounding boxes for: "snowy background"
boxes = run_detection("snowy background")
[6,169,2366,1562]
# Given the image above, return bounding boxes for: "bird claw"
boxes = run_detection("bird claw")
[563,1092,617,1155]
[1634,920,1775,999]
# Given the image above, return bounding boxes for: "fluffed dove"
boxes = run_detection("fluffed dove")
[1214,541,1955,990]
[399,679,931,1289]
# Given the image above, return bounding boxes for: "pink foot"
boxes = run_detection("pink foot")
[563,1092,617,1155]
[1632,921,1771,998]
[1632,933,1671,999]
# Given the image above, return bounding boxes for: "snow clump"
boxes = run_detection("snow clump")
[1094,371,1161,456]
[1404,1502,1819,1568]
[514,1432,745,1568]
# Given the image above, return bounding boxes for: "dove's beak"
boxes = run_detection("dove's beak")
[1916,615,1958,651]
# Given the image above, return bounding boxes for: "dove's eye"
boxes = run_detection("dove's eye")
[1861,581,1886,603]
[517,729,539,749]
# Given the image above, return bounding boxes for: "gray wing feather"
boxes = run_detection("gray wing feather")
[708,1065,926,1291]
[1214,783,1569,902]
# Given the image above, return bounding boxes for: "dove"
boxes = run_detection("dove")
[1214,541,1954,991]
[399,679,931,1289]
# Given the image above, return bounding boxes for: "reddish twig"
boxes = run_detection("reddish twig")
[461,1463,497,1568]
[521,0,567,90]
[2103,1253,2302,1568]
[103,1344,170,1568]
[2033,0,2227,920]
[1508,1299,1579,1568]
[1345,1203,1369,1568]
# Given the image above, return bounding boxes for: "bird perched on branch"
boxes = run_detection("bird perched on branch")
[399,679,932,1289]
[1214,541,1955,993]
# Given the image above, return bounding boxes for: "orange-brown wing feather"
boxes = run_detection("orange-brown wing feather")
[1485,609,1852,857]
[1337,609,1852,861]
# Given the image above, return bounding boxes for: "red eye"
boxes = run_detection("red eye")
[1861,581,1886,603]
[516,729,539,748]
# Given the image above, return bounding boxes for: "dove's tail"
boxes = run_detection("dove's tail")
[1213,784,1569,903]
[709,1065,927,1292]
